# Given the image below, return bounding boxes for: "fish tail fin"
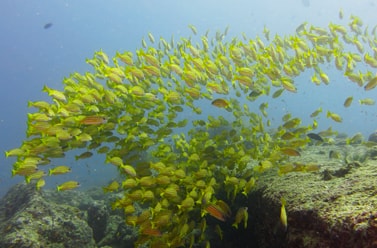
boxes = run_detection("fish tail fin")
[281,197,286,206]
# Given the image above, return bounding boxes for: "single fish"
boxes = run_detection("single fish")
[211,98,229,108]
[232,207,248,229]
[307,133,324,142]
[364,76,377,91]
[48,165,71,176]
[280,197,288,231]
[343,96,353,107]
[57,181,80,191]
[205,204,227,222]
[44,23,53,29]
[327,111,342,123]
[103,181,120,193]
[79,116,107,125]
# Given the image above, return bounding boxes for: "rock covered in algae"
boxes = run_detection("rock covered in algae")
[0,183,96,247]
[247,142,377,248]
[45,188,139,247]
[368,131,377,143]
[87,200,109,243]
[0,183,140,248]
[97,215,137,248]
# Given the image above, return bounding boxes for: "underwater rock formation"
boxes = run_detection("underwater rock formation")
[248,143,377,248]
[0,183,140,248]
[0,183,96,247]
[88,201,109,243]
[368,131,377,143]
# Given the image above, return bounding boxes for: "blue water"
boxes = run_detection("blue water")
[1,0,377,197]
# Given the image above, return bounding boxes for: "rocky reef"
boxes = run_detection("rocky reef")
[1,141,377,247]
[0,183,137,248]
[248,142,377,248]
[0,183,95,247]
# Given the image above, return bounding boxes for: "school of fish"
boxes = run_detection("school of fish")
[5,12,377,247]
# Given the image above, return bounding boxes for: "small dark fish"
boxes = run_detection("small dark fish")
[44,23,53,29]
[249,90,262,98]
[211,98,229,108]
[307,133,324,142]
[75,151,93,160]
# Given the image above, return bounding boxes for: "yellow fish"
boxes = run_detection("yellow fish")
[79,116,107,125]
[121,165,137,177]
[343,96,353,107]
[364,76,377,91]
[188,24,197,35]
[57,181,80,191]
[48,166,71,176]
[148,32,155,43]
[326,111,342,123]
[5,148,25,157]
[43,85,66,102]
[281,78,297,93]
[232,207,248,229]
[12,165,38,177]
[25,170,45,183]
[280,147,301,157]
[36,178,45,191]
[359,98,375,105]
[280,197,288,231]
[103,181,120,193]
[205,204,228,222]
[211,98,229,108]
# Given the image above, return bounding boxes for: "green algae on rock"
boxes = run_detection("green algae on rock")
[0,184,96,247]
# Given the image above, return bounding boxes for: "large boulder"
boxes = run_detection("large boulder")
[247,143,377,248]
